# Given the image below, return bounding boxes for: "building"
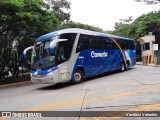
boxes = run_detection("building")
[138,32,159,64]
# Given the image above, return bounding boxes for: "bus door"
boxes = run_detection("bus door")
[57,42,71,82]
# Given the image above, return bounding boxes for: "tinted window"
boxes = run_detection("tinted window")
[58,33,77,62]
[116,39,135,50]
[130,41,135,49]
[112,38,119,49]
[77,35,115,50]
[95,37,113,49]
[76,34,91,53]
[90,36,99,49]
[76,35,136,52]
[91,36,116,49]
[99,37,110,49]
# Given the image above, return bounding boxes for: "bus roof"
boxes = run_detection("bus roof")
[36,28,134,41]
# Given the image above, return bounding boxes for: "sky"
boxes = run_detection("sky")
[67,0,160,31]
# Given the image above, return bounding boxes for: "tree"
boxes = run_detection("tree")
[129,11,160,42]
[111,11,160,60]
[46,0,71,23]
[134,0,160,5]
[60,20,103,32]
[111,17,133,38]
[1,0,106,81]
[0,0,59,79]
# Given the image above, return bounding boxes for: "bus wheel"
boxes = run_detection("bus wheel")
[72,69,84,84]
[125,61,129,71]
[120,62,125,72]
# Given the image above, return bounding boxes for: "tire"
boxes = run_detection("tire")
[125,61,129,71]
[72,69,84,84]
[120,62,125,72]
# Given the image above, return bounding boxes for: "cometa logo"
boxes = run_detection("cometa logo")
[91,51,108,58]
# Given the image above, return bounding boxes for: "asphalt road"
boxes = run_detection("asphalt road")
[0,65,160,120]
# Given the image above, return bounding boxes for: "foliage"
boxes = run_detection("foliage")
[46,0,71,23]
[111,17,133,38]
[129,11,160,41]
[111,11,160,59]
[0,0,59,79]
[1,0,159,81]
[60,20,103,32]
[130,11,160,57]
[134,0,160,5]
[0,0,104,80]
[112,11,160,41]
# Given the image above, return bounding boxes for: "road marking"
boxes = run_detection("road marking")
[107,83,140,90]
[0,81,133,109]
[27,89,160,111]
[26,82,139,111]
[30,82,139,109]
[143,82,160,85]
[0,81,31,88]
[85,81,140,97]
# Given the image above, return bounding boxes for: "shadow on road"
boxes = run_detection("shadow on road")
[38,68,133,90]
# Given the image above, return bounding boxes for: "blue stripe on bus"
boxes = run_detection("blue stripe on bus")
[30,66,58,75]
[36,32,58,41]
[71,49,136,80]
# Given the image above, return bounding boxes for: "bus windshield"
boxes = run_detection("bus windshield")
[31,38,56,69]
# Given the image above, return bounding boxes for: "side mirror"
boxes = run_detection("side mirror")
[23,46,33,59]
[50,39,68,54]
[50,39,68,48]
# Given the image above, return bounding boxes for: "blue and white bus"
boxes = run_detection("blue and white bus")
[24,28,136,84]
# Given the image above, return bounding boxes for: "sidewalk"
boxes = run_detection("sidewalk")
[0,74,32,88]
[136,62,160,67]
[0,81,31,88]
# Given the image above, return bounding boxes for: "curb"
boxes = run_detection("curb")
[0,81,32,88]
[136,64,160,67]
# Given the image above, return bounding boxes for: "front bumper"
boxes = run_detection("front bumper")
[30,70,58,84]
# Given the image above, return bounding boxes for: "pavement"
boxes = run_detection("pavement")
[0,81,32,88]
[0,65,160,120]
[136,62,160,67]
[0,62,159,89]
[0,62,160,88]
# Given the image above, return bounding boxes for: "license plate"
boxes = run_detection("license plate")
[37,79,42,83]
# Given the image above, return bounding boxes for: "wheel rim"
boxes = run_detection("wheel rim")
[126,64,128,69]
[74,72,81,82]
[122,64,125,71]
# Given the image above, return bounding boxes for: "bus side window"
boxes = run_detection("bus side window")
[125,41,129,50]
[76,37,84,52]
[91,36,99,49]
[99,37,106,49]
[104,37,111,49]
[59,33,77,60]
[129,41,135,49]
[121,39,126,50]
[110,40,115,49]
[58,45,65,61]
[117,39,124,49]
[76,34,91,53]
